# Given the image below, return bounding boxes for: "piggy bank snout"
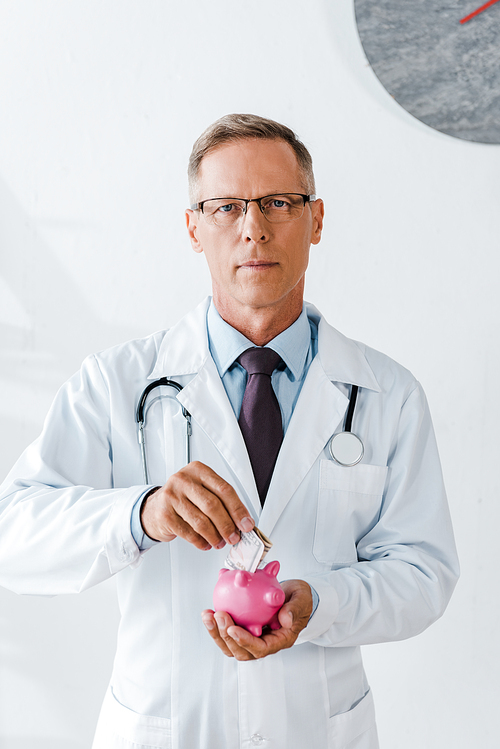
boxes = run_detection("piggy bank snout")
[265,588,285,607]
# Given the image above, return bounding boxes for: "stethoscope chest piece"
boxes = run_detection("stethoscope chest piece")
[328,384,364,467]
[328,431,364,467]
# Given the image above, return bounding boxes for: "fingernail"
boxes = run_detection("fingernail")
[240,517,254,532]
[229,532,240,545]
[215,540,226,550]
[214,613,225,629]
[202,616,215,630]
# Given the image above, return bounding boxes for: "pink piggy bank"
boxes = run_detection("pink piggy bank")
[213,560,285,637]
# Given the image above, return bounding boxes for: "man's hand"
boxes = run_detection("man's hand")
[140,461,254,549]
[201,579,313,661]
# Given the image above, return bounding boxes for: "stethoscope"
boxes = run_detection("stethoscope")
[136,380,364,483]
[136,379,191,484]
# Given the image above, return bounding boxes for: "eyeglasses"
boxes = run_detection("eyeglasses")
[190,193,316,227]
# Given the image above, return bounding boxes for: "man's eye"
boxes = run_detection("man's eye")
[216,202,245,214]
[265,198,291,210]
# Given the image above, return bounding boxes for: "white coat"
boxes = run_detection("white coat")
[0,298,459,749]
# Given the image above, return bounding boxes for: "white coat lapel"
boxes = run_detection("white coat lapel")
[147,298,261,517]
[259,356,348,537]
[147,298,211,381]
[259,304,381,537]
[176,357,261,517]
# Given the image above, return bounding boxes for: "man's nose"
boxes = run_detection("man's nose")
[242,201,269,243]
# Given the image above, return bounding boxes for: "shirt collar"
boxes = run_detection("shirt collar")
[207,301,311,381]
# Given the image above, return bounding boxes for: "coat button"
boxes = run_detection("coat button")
[250,735,265,746]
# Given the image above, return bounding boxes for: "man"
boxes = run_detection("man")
[0,114,459,749]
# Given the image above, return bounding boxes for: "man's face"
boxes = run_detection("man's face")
[186,138,324,320]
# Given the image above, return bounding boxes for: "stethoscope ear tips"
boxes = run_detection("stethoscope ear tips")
[328,431,364,467]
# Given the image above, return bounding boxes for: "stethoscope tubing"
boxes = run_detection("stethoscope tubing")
[136,378,191,484]
[344,385,358,433]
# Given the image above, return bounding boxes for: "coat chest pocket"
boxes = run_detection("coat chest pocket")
[313,460,388,565]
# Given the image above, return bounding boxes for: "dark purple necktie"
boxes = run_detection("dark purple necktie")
[237,348,283,505]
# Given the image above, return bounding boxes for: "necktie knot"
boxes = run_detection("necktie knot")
[237,347,282,377]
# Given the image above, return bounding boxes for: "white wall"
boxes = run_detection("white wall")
[0,1,498,746]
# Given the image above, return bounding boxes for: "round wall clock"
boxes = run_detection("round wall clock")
[354,0,500,143]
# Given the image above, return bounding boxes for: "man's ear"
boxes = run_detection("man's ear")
[310,198,324,246]
[185,209,203,254]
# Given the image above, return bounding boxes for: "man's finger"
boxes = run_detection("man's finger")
[201,610,235,657]
[171,463,255,543]
[226,623,298,659]
[279,580,313,632]
[190,463,255,533]
[213,612,257,661]
[141,462,255,549]
[141,489,213,548]
[202,610,256,661]
[277,607,294,629]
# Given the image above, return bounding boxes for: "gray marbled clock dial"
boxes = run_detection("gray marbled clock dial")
[354,0,500,143]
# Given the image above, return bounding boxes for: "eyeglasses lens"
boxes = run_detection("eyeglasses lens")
[202,194,305,226]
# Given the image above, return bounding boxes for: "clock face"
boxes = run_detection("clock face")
[354,0,500,143]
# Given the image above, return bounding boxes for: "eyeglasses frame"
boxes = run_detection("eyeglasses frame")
[190,193,317,222]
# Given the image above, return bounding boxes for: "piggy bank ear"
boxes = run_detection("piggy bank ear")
[263,561,280,578]
[235,571,252,588]
[218,568,229,580]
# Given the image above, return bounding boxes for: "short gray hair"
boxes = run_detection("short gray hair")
[188,113,315,203]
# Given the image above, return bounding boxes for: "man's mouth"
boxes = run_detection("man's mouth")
[238,260,278,269]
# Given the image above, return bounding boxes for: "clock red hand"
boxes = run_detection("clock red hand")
[460,0,500,23]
